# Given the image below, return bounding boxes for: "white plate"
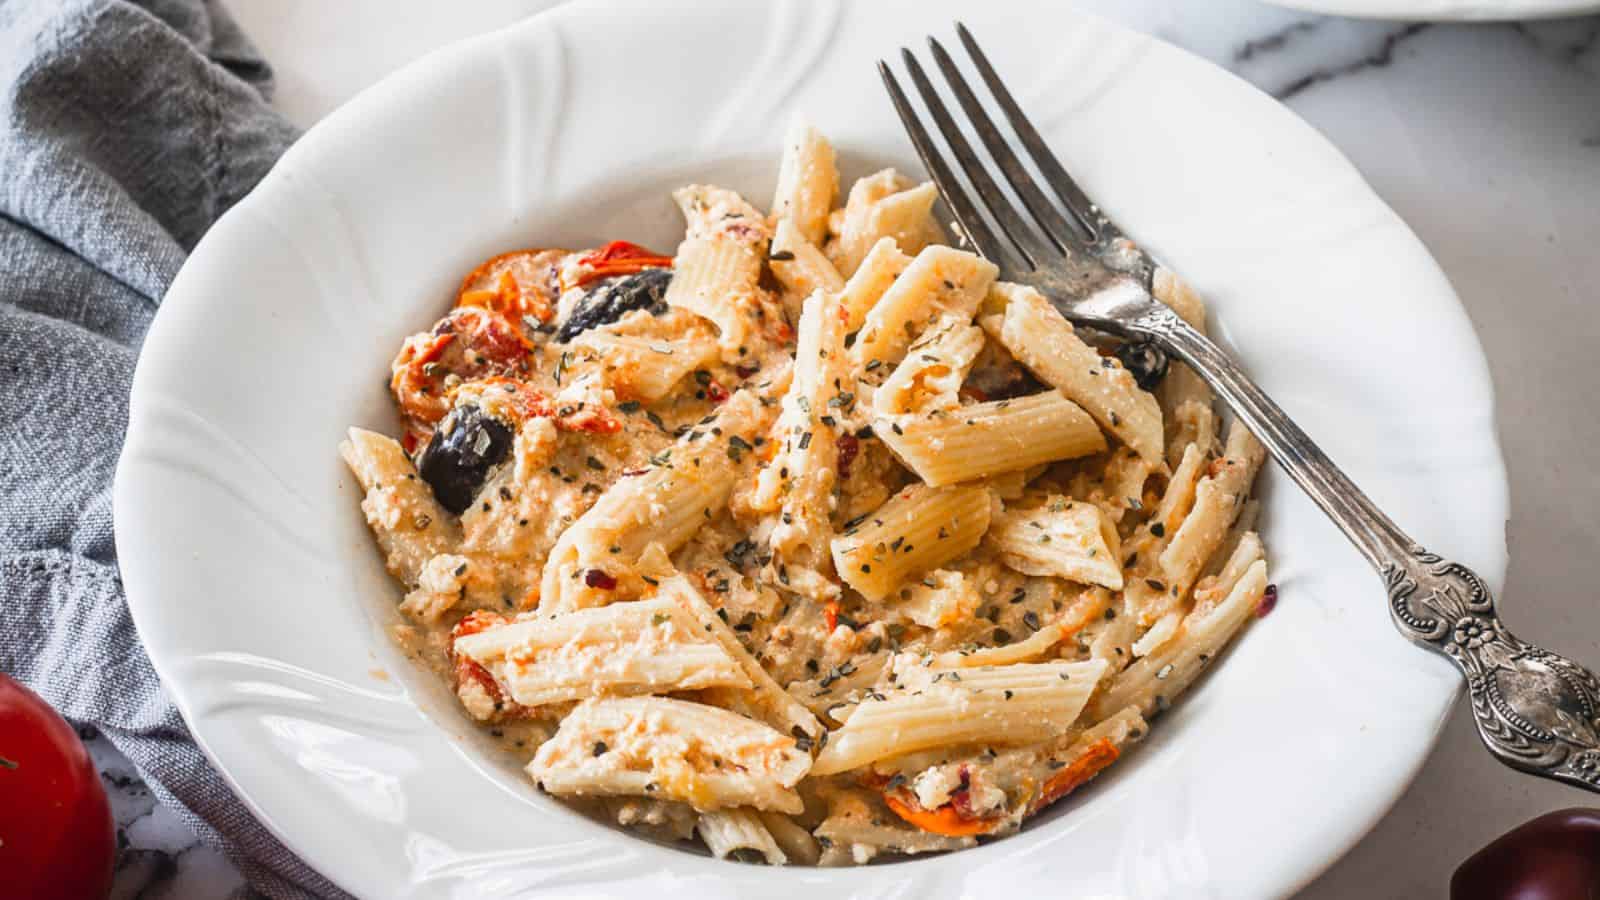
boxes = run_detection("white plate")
[114,1,1508,896]
[1261,0,1600,20]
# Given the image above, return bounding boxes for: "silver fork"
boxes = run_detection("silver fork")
[882,23,1600,794]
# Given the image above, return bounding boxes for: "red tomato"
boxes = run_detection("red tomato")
[0,674,115,900]
[1452,808,1600,900]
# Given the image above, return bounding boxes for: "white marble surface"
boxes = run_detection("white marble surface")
[105,1,1600,897]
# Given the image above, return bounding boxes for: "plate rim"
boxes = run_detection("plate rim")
[114,1,1509,896]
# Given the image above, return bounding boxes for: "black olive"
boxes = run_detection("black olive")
[416,405,512,514]
[1114,339,1169,391]
[556,267,672,342]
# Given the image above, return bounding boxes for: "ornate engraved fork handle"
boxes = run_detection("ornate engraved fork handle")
[1149,311,1600,792]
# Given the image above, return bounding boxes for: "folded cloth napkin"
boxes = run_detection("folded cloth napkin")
[0,1,346,897]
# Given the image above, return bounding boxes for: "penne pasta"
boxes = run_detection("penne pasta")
[985,282,1164,465]
[872,315,986,416]
[749,289,851,600]
[664,235,762,358]
[828,171,941,277]
[876,391,1106,487]
[770,118,839,246]
[454,596,750,707]
[852,245,997,367]
[1157,422,1267,601]
[528,696,811,814]
[657,573,824,740]
[811,659,1108,775]
[539,390,770,613]
[986,497,1124,590]
[1090,560,1267,721]
[574,331,720,403]
[838,238,911,333]
[769,217,844,311]
[831,483,991,602]
[341,427,459,585]
[758,810,821,865]
[698,808,787,864]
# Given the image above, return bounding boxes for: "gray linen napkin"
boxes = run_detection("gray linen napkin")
[0,1,348,897]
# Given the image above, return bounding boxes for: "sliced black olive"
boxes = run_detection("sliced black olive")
[417,405,512,515]
[1114,339,1169,391]
[556,267,672,342]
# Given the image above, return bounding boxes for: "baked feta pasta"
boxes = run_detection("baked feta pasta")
[342,120,1271,866]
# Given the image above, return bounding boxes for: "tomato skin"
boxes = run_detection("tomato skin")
[0,674,115,900]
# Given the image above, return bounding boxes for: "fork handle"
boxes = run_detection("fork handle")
[1153,314,1600,793]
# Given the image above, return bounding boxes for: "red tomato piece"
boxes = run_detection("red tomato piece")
[0,674,115,900]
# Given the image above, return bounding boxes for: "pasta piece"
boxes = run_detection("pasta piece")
[664,236,762,357]
[872,316,986,416]
[853,245,997,367]
[757,811,821,865]
[876,391,1106,487]
[340,427,459,585]
[984,282,1163,465]
[831,484,991,602]
[1205,501,1261,580]
[769,217,844,310]
[1114,442,1211,628]
[528,696,811,814]
[539,391,769,613]
[1194,531,1264,611]
[986,497,1123,590]
[1130,610,1181,658]
[1153,442,1208,532]
[838,238,911,333]
[1167,398,1217,467]
[452,596,750,707]
[697,809,787,865]
[657,573,824,740]
[811,659,1109,775]
[770,119,839,246]
[828,171,941,277]
[1090,560,1268,721]
[1157,422,1266,598]
[664,185,771,358]
[749,289,851,600]
[573,332,720,403]
[1153,267,1206,330]
[1152,268,1217,465]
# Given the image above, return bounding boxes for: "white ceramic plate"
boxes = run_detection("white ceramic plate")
[1261,0,1600,20]
[115,1,1508,896]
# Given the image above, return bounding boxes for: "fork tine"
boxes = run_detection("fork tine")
[955,22,1117,242]
[877,61,1018,268]
[925,36,1091,249]
[898,49,1060,269]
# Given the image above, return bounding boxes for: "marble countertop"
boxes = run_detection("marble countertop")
[105,2,1600,897]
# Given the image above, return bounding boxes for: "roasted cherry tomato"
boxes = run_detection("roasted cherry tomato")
[0,674,115,900]
[570,240,673,289]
